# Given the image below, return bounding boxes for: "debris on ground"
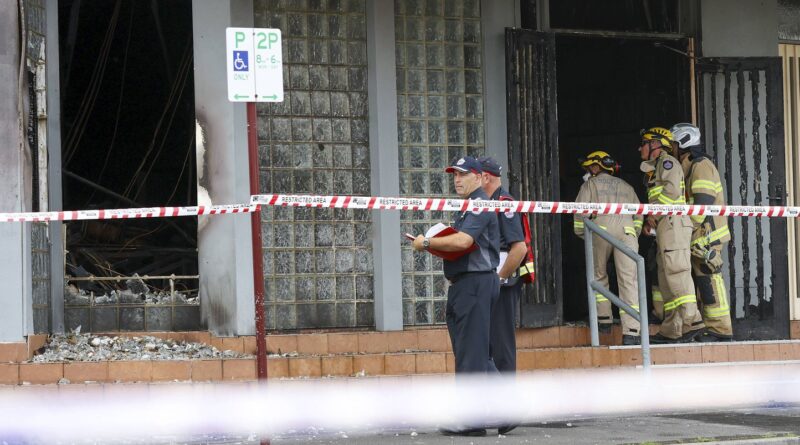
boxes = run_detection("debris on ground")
[65,283,198,306]
[31,330,252,363]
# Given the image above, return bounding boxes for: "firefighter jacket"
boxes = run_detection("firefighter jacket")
[573,173,643,239]
[682,155,731,247]
[641,151,686,222]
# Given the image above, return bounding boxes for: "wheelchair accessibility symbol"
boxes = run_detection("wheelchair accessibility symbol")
[233,51,249,71]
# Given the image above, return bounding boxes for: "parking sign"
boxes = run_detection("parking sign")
[226,28,284,102]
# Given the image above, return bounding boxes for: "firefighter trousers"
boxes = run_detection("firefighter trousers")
[656,216,705,339]
[591,223,641,337]
[691,243,733,337]
[652,284,664,321]
[446,272,498,373]
[490,281,520,373]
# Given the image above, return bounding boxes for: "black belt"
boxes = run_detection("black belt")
[447,271,494,284]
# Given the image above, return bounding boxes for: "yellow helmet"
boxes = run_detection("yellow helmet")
[640,127,674,148]
[579,150,618,175]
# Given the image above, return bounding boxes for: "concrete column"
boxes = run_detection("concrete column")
[0,1,34,341]
[47,0,65,334]
[482,0,519,186]
[193,0,256,336]
[367,0,402,331]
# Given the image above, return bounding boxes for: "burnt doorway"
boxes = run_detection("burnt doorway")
[555,35,691,323]
[58,0,199,332]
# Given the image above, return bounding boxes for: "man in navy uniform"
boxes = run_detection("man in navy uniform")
[412,156,500,437]
[478,156,526,375]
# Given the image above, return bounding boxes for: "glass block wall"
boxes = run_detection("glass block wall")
[395,0,485,325]
[254,0,374,330]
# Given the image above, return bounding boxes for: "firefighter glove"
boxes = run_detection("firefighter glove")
[691,244,723,272]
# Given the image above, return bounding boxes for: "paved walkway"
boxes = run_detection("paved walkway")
[4,362,800,444]
[270,405,800,444]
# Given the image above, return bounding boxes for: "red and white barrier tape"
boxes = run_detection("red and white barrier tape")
[0,203,257,223]
[1,194,798,223]
[251,194,800,218]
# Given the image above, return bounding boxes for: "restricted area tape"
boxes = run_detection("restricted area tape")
[251,194,800,218]
[2,194,799,223]
[0,203,257,223]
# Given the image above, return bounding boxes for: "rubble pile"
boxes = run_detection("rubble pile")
[31,330,251,363]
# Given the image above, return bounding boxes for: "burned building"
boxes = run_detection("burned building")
[1,0,799,342]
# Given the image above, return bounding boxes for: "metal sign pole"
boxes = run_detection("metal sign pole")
[247,101,267,380]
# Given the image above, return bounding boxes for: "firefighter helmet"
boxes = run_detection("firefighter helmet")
[640,127,674,148]
[670,123,701,149]
[579,150,619,175]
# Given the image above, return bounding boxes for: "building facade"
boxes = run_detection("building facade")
[1,0,799,341]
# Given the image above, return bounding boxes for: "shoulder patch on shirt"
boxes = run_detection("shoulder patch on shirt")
[662,160,673,170]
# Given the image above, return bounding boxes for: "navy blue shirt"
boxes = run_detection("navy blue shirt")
[443,187,500,279]
[491,187,525,251]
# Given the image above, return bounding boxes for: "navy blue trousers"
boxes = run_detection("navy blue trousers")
[446,272,499,373]
[490,281,521,373]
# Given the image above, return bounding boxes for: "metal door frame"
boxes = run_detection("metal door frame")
[505,28,562,327]
[779,44,800,322]
[697,57,790,339]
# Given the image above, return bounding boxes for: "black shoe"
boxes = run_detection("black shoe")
[622,335,641,345]
[650,333,678,344]
[695,331,733,343]
[498,424,519,435]
[678,329,704,343]
[439,427,487,437]
[598,324,612,334]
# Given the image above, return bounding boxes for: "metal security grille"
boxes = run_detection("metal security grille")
[697,57,789,339]
[255,0,374,329]
[395,0,485,325]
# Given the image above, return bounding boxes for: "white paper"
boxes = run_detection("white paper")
[496,251,508,273]
[425,222,449,238]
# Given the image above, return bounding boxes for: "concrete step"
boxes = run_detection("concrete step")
[1,323,799,385]
[3,340,800,385]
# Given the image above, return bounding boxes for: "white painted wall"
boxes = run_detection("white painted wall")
[701,0,779,57]
[0,2,34,342]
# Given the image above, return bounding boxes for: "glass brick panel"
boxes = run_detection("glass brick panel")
[396,0,485,326]
[256,1,372,329]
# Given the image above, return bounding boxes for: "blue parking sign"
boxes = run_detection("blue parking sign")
[233,51,249,72]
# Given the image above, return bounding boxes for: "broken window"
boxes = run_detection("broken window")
[58,0,199,332]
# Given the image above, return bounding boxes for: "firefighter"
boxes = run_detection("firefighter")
[478,156,527,373]
[670,123,733,342]
[573,150,644,345]
[412,155,499,378]
[639,127,705,343]
[411,155,501,437]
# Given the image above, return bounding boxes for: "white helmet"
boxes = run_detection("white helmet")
[670,123,701,149]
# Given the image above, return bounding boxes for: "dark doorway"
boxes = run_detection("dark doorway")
[58,0,199,331]
[554,35,691,323]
